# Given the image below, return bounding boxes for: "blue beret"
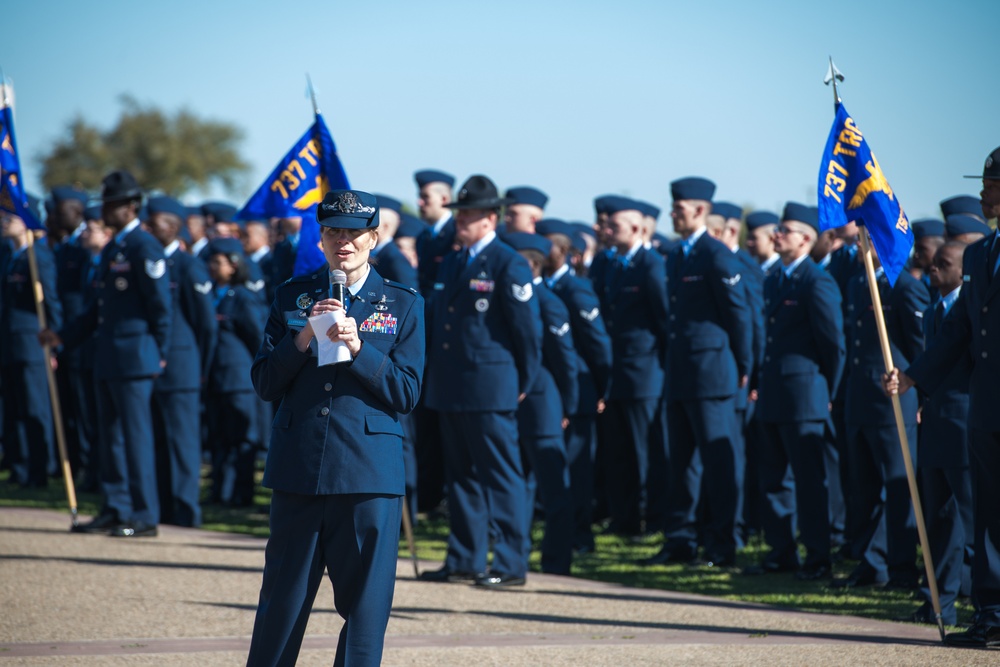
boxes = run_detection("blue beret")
[374,194,402,214]
[570,222,597,238]
[745,211,779,230]
[207,237,245,257]
[201,202,238,222]
[317,190,380,230]
[670,177,715,202]
[414,169,455,188]
[396,213,424,239]
[84,204,103,221]
[503,231,552,256]
[535,218,572,237]
[51,185,89,205]
[605,196,641,215]
[945,214,991,237]
[632,199,661,220]
[911,218,945,239]
[568,231,587,252]
[940,195,982,220]
[505,186,548,209]
[147,195,188,220]
[711,201,742,221]
[781,202,819,231]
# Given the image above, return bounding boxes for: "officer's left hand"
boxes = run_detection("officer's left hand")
[326,316,362,356]
[561,417,569,430]
[738,375,749,389]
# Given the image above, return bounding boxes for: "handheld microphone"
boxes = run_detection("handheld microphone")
[330,269,347,307]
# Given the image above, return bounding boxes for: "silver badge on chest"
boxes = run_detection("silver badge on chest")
[115,277,128,291]
[475,298,489,312]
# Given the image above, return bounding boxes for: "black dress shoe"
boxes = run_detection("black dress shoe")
[638,545,696,566]
[110,522,158,537]
[417,566,480,583]
[883,576,919,591]
[795,563,831,581]
[743,561,798,576]
[71,513,122,534]
[897,606,951,626]
[474,572,526,588]
[944,622,1000,648]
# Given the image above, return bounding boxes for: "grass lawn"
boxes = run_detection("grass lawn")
[1,469,972,627]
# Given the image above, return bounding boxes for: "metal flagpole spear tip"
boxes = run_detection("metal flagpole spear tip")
[824,56,844,106]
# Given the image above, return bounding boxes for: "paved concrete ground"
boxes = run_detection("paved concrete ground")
[0,507,995,665]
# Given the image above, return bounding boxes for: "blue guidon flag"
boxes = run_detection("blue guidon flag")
[0,92,41,230]
[238,112,349,275]
[818,103,913,285]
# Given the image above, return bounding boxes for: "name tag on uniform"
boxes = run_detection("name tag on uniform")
[783,300,798,306]
[682,275,703,282]
[623,285,640,293]
[469,278,495,292]
[360,312,398,335]
[110,261,131,273]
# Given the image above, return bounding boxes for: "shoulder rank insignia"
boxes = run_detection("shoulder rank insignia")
[580,307,600,322]
[194,281,212,295]
[721,274,741,287]
[145,258,166,279]
[549,322,570,337]
[512,282,533,302]
[296,292,313,309]
[246,279,265,292]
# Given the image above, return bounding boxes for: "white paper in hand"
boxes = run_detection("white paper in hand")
[308,310,352,366]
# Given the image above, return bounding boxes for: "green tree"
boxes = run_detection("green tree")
[37,95,250,197]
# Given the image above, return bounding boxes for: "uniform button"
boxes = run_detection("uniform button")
[856,320,862,327]
[769,317,775,323]
[764,355,770,362]
[448,306,455,313]
[98,317,104,324]
[444,324,451,331]
[669,315,675,321]
[670,296,676,303]
[442,343,450,350]
[320,407,330,416]
[855,340,861,347]
[982,329,988,336]
[983,307,988,314]
[983,351,989,359]
[766,336,772,343]
[669,333,675,340]
[324,383,332,391]
[98,299,104,306]
[853,358,859,365]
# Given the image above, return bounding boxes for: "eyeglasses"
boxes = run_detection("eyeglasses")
[774,225,803,236]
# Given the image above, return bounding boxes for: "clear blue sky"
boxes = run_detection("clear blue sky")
[3,0,997,231]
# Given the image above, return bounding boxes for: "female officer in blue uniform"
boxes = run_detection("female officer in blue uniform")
[205,238,264,507]
[246,190,424,667]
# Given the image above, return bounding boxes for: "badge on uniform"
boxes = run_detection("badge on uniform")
[681,275,703,283]
[246,279,264,292]
[194,281,212,294]
[115,277,128,291]
[549,322,570,337]
[110,254,131,273]
[296,292,314,309]
[512,283,533,302]
[145,259,166,279]
[373,295,394,311]
[475,298,489,312]
[359,312,398,335]
[580,307,600,322]
[433,282,445,291]
[722,274,741,286]
[470,278,495,292]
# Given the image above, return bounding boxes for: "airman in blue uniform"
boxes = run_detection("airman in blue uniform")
[591,197,669,539]
[1,208,61,487]
[505,231,578,575]
[414,169,456,295]
[146,196,217,526]
[839,250,929,588]
[749,203,845,580]
[503,186,548,234]
[886,146,1000,648]
[420,175,542,587]
[538,218,613,553]
[651,177,752,567]
[246,189,424,667]
[46,170,172,538]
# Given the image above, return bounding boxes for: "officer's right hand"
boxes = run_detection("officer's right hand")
[596,399,606,414]
[38,329,62,348]
[294,321,315,352]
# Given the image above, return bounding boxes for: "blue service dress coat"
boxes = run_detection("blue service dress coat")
[665,233,753,401]
[247,264,424,667]
[733,248,766,409]
[549,269,612,413]
[757,258,845,423]
[52,240,90,368]
[371,240,418,291]
[906,233,1000,627]
[416,217,456,295]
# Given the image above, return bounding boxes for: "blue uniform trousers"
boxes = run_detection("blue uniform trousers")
[565,413,597,550]
[846,423,919,583]
[742,408,764,537]
[823,421,846,547]
[519,427,574,575]
[600,398,659,535]
[152,389,203,527]
[56,364,96,480]
[1,363,54,486]
[209,390,259,506]
[918,464,973,625]
[246,492,401,667]
[440,410,527,577]
[969,430,1000,626]
[96,377,159,525]
[758,421,830,568]
[664,397,741,561]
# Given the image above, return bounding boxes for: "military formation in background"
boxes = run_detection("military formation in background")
[2,146,1000,647]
